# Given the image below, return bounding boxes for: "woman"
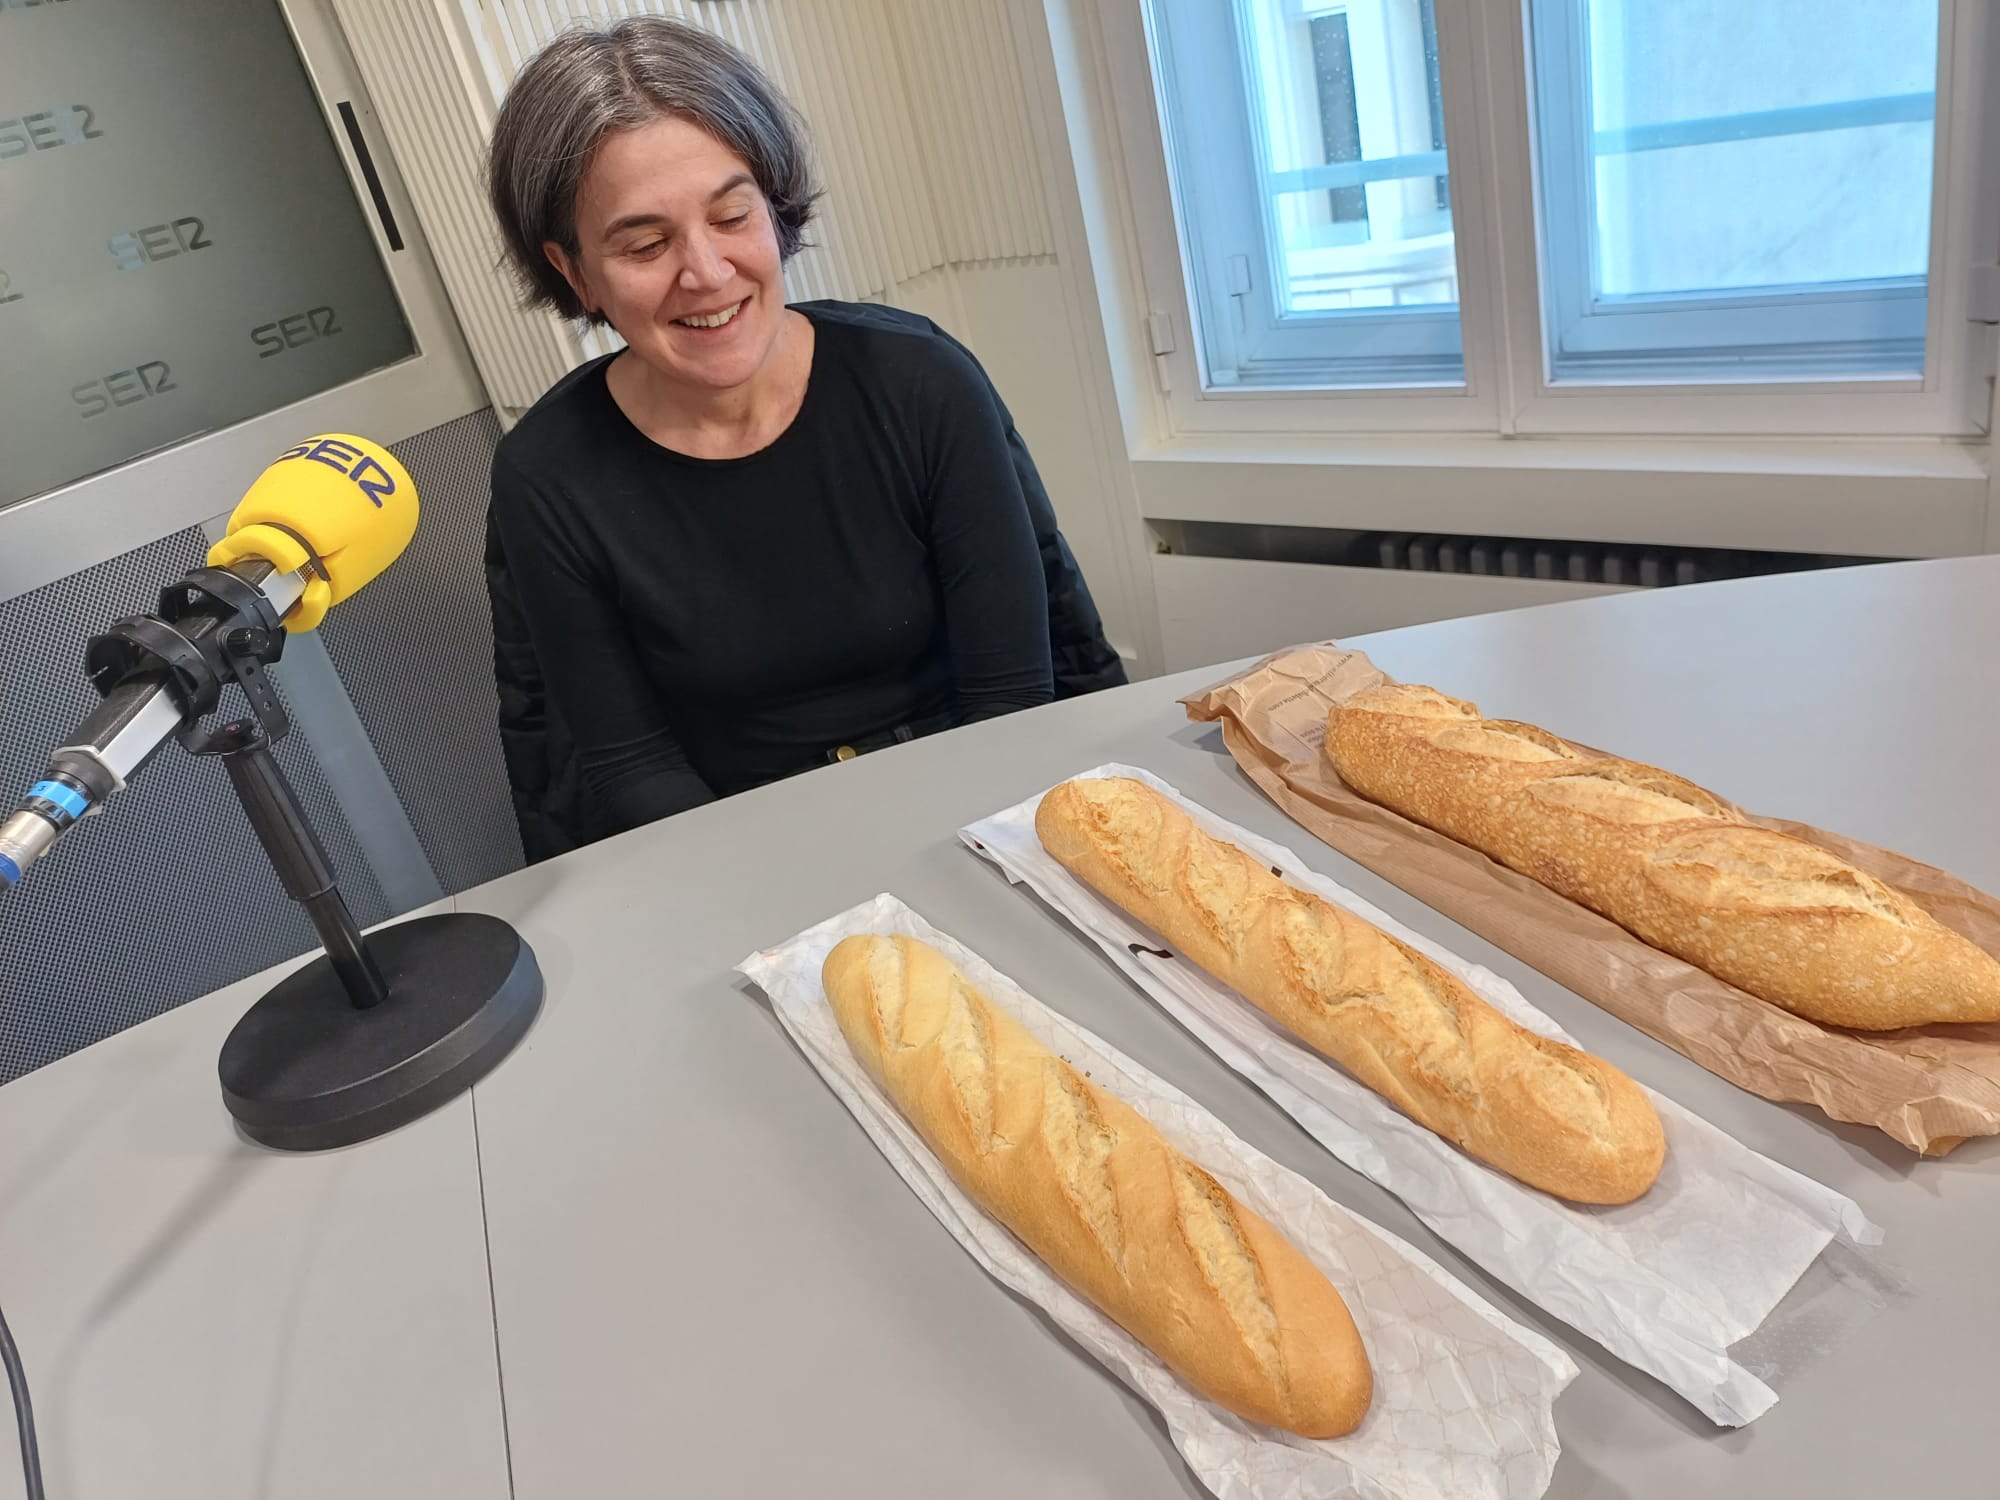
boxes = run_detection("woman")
[483,17,1122,856]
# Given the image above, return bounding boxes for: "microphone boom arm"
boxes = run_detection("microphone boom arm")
[0,561,307,889]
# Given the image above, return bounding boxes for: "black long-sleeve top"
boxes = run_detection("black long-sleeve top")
[487,300,1054,838]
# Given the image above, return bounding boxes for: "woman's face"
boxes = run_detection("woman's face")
[549,115,787,395]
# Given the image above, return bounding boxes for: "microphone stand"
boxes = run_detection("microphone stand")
[85,561,542,1151]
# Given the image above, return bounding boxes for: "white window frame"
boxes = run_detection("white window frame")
[1106,0,1503,432]
[1527,0,1932,381]
[1155,0,1466,389]
[1104,0,1997,438]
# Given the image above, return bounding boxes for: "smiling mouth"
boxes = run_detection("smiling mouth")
[673,299,747,329]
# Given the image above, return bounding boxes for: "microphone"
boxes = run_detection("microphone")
[0,435,418,890]
[1,431,537,1154]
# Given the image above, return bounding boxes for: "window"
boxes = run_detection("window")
[0,0,416,514]
[1150,1,1464,387]
[1128,0,1984,433]
[1529,0,1939,382]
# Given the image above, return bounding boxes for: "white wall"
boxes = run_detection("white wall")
[331,0,1998,688]
[326,0,1158,672]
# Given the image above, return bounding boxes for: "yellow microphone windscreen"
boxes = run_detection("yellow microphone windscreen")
[207,435,419,629]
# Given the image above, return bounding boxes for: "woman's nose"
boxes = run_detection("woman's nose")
[680,229,729,290]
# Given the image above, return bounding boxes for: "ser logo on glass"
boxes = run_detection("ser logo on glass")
[0,0,76,10]
[0,103,102,159]
[0,269,20,306]
[72,360,175,419]
[110,217,212,271]
[251,305,341,358]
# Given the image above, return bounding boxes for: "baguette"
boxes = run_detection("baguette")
[1325,682,2000,1031]
[1035,777,1666,1205]
[823,933,1371,1439]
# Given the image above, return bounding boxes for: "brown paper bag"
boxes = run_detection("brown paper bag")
[1183,644,2000,1155]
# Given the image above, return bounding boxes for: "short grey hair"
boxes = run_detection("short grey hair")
[486,17,819,324]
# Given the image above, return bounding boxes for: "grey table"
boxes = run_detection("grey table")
[465,555,1999,1500]
[0,911,510,1500]
[3,557,1995,1498]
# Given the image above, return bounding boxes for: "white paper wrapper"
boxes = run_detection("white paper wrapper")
[739,895,1578,1500]
[961,765,1883,1427]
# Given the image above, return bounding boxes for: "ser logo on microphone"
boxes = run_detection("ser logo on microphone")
[277,437,397,508]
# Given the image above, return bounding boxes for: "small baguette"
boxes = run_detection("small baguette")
[1035,777,1666,1205]
[1325,682,2000,1032]
[823,933,1371,1439]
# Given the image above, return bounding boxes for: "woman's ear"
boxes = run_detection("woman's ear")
[544,242,595,317]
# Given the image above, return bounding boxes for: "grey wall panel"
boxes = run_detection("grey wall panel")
[314,409,524,897]
[0,528,390,1084]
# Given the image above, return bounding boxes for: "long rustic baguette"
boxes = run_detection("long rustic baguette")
[1325,682,2000,1031]
[822,933,1371,1439]
[1035,777,1666,1204]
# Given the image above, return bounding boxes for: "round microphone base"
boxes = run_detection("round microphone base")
[218,912,542,1151]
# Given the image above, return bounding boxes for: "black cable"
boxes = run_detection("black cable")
[0,1298,45,1500]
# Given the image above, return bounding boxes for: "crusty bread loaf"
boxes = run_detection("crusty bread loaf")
[823,933,1371,1438]
[1035,777,1666,1205]
[1325,682,2000,1031]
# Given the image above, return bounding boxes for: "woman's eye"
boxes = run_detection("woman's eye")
[716,213,750,230]
[628,241,666,259]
